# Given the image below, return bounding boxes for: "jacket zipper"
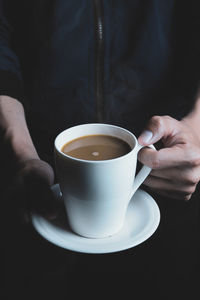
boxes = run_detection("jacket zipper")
[93,0,105,122]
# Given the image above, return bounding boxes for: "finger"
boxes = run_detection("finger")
[150,166,200,185]
[28,184,58,220]
[144,175,196,196]
[138,115,179,146]
[138,145,193,169]
[148,187,192,201]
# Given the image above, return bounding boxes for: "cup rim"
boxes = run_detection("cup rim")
[54,123,138,164]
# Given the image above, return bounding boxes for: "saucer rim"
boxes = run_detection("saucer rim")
[31,185,160,254]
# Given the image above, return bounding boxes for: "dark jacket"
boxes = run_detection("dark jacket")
[0,0,200,143]
[1,2,200,294]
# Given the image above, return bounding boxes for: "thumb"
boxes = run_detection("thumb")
[138,115,175,146]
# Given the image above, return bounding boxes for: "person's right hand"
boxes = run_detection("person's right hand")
[7,158,58,221]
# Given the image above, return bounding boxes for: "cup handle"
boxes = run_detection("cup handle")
[130,143,156,198]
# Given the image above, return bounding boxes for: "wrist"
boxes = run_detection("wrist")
[0,95,40,167]
[4,127,40,166]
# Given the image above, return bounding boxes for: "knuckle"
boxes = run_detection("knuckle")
[182,173,199,185]
[150,115,163,127]
[148,115,168,138]
[190,156,200,168]
[186,150,200,168]
[182,185,196,195]
[163,115,174,122]
[183,194,192,201]
[190,176,199,185]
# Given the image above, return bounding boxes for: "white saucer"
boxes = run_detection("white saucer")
[31,184,160,254]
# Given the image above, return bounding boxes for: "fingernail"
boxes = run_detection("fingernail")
[139,130,153,144]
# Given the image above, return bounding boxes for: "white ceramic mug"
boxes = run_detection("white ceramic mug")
[54,123,155,238]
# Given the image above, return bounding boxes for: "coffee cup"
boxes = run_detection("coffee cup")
[54,123,155,238]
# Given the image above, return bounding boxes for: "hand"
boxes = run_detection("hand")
[7,159,58,221]
[138,115,200,200]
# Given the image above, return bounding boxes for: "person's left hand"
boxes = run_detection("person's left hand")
[138,115,200,200]
[5,159,58,223]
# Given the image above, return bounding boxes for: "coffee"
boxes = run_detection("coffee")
[61,134,132,161]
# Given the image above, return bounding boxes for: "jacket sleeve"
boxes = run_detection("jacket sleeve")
[0,0,24,103]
